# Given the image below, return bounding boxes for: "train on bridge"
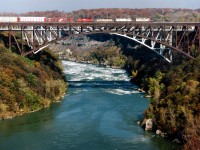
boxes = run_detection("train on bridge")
[0,16,198,62]
[0,16,151,23]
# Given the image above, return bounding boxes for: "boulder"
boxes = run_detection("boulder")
[145,119,153,130]
[156,129,162,135]
[137,121,141,125]
[172,139,181,143]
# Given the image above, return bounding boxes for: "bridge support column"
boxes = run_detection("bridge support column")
[8,31,11,49]
[199,27,200,53]
[21,27,23,54]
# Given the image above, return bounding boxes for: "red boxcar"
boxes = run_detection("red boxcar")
[47,18,73,23]
[76,18,93,23]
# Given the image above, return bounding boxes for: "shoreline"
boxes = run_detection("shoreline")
[0,92,67,120]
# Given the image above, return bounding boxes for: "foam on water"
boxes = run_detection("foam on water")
[63,61,130,82]
[105,89,141,95]
[62,61,136,96]
[67,89,88,95]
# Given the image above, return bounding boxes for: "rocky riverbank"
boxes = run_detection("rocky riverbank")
[135,57,200,149]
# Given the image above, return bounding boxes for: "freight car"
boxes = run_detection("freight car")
[47,17,73,23]
[95,19,114,22]
[115,18,132,22]
[0,16,47,22]
[136,18,151,22]
[0,17,18,22]
[76,18,93,23]
[17,17,46,22]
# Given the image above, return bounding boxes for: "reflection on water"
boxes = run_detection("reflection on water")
[0,61,178,150]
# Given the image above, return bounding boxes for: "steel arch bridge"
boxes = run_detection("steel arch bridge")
[0,22,200,62]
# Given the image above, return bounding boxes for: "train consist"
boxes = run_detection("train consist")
[0,16,151,23]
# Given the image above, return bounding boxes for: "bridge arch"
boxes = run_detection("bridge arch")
[1,22,199,62]
[110,33,173,62]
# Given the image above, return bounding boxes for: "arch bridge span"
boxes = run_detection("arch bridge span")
[0,22,200,62]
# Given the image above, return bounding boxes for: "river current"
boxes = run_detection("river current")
[0,61,177,150]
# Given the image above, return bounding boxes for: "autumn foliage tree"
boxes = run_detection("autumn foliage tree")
[0,44,66,119]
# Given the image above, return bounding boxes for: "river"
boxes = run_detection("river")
[0,61,177,150]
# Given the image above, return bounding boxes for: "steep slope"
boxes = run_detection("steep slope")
[143,56,200,149]
[0,44,66,119]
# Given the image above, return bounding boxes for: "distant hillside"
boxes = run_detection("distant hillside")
[1,8,200,22]
[68,8,200,22]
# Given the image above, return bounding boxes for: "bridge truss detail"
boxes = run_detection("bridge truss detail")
[0,22,200,62]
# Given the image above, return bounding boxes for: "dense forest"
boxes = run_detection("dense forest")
[142,57,200,149]
[0,42,66,119]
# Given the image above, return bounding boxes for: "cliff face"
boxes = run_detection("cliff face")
[0,44,67,119]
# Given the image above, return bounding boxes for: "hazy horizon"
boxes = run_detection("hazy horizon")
[0,0,199,13]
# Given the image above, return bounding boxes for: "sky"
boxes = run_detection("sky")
[1,0,200,13]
